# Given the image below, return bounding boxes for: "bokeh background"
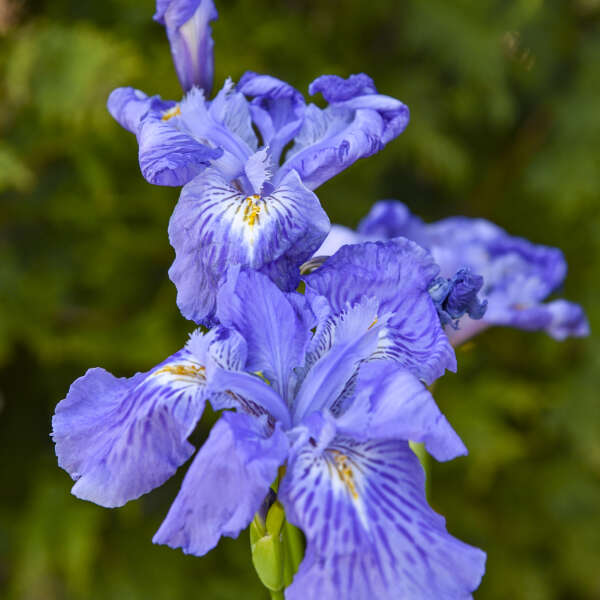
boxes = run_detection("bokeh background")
[1,0,599,598]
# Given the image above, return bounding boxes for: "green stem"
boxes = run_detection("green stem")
[284,520,305,574]
[269,590,284,600]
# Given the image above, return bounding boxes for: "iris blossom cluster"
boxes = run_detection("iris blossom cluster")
[52,0,588,598]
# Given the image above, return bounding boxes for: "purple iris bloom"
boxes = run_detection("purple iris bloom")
[53,241,484,598]
[317,200,589,345]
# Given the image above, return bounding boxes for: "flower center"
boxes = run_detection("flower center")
[162,105,182,121]
[243,195,262,228]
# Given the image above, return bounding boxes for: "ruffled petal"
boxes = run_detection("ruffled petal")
[153,411,288,555]
[52,347,209,507]
[216,268,312,403]
[335,361,466,461]
[304,240,456,384]
[155,0,218,93]
[137,112,223,186]
[107,87,175,135]
[168,167,329,324]
[279,74,409,190]
[237,71,306,164]
[280,436,485,600]
[314,224,361,257]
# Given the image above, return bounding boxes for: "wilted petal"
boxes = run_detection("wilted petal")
[52,346,210,508]
[168,167,329,324]
[304,240,456,384]
[153,411,288,555]
[155,0,218,93]
[280,436,485,600]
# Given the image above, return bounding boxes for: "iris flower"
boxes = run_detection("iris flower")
[317,200,589,345]
[107,1,410,326]
[53,240,485,598]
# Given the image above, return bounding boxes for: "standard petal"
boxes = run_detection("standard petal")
[52,348,208,507]
[153,411,288,555]
[216,268,312,404]
[137,113,223,186]
[335,361,466,461]
[292,296,382,424]
[304,240,456,384]
[107,87,175,135]
[156,0,218,93]
[279,74,409,190]
[280,436,485,600]
[357,199,426,243]
[238,71,306,164]
[168,167,329,323]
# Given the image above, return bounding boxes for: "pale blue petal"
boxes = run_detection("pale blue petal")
[280,436,485,600]
[153,411,288,555]
[237,71,306,163]
[107,87,175,135]
[216,268,312,404]
[52,348,209,507]
[168,167,329,323]
[304,240,456,384]
[137,112,222,186]
[335,361,466,461]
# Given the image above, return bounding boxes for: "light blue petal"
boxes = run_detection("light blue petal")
[155,0,218,93]
[237,71,306,164]
[280,436,485,600]
[137,112,223,186]
[292,296,382,424]
[279,74,409,190]
[304,240,456,384]
[168,167,329,323]
[357,199,426,242]
[314,224,361,257]
[153,411,288,555]
[52,347,209,507]
[335,361,466,461]
[216,268,312,405]
[107,87,175,135]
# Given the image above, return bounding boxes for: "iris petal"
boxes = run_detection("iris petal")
[304,240,456,384]
[52,349,207,507]
[168,167,329,324]
[280,436,485,600]
[153,411,288,555]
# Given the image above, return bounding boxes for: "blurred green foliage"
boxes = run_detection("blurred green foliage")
[1,0,599,598]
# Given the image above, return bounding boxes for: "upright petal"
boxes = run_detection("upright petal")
[292,296,382,424]
[304,240,456,383]
[238,72,306,164]
[357,199,426,243]
[216,268,312,403]
[279,74,409,190]
[52,346,209,508]
[168,167,329,324]
[279,436,485,600]
[155,0,218,94]
[153,411,288,555]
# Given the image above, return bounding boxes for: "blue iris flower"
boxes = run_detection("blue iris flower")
[107,2,410,326]
[317,200,589,344]
[52,240,485,599]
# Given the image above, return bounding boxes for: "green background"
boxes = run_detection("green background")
[1,0,599,598]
